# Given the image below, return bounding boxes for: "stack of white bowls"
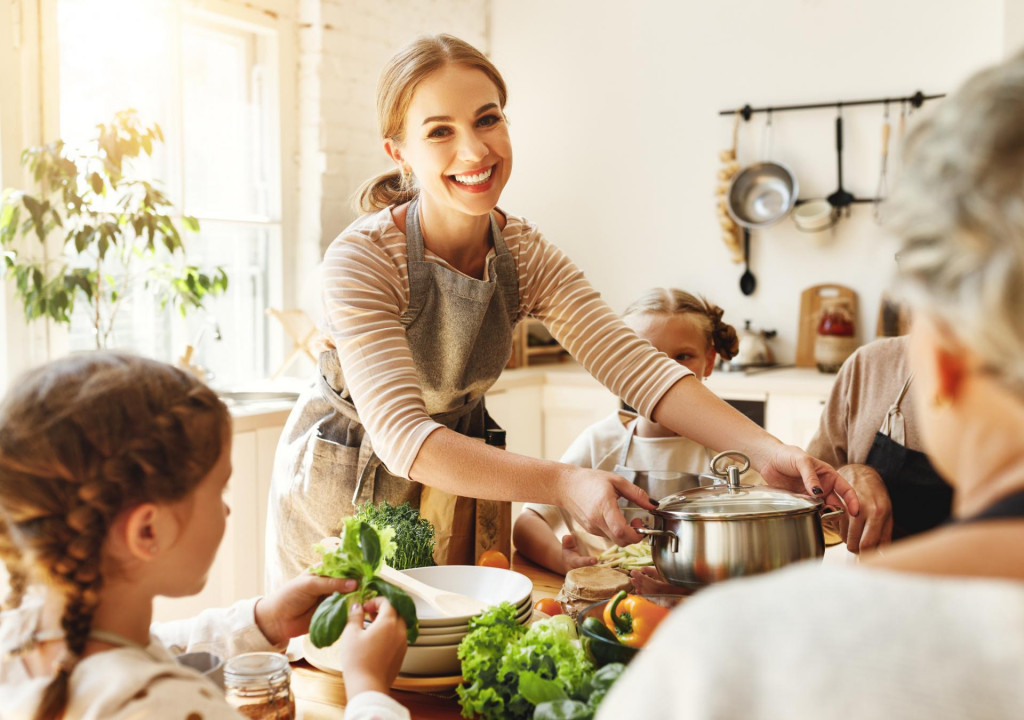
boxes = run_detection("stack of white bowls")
[401,565,533,675]
[303,565,533,677]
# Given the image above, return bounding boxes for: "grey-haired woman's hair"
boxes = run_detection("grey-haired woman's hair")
[887,49,1024,394]
[622,288,738,361]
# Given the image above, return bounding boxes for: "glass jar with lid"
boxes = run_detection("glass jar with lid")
[223,652,295,720]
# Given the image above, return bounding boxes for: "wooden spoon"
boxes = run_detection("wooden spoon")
[377,564,488,618]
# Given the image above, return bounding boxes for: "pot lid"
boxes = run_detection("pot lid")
[654,484,821,519]
[654,450,821,519]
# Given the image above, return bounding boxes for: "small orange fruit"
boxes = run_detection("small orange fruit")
[534,597,563,616]
[477,549,510,569]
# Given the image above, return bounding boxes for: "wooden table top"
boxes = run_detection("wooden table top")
[293,553,565,719]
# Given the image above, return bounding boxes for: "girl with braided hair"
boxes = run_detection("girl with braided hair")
[513,288,756,577]
[0,352,404,719]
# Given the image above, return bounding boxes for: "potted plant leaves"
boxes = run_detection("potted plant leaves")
[0,109,227,349]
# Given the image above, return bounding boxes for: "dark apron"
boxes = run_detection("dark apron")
[265,197,519,589]
[864,374,953,538]
[955,489,1024,524]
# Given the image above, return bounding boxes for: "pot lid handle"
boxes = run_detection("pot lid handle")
[709,450,751,489]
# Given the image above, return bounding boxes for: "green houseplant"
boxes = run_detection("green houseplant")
[0,109,227,349]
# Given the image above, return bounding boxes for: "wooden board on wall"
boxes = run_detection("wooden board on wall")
[796,284,859,367]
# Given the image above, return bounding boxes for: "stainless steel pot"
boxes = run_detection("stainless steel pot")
[620,470,718,524]
[638,451,842,590]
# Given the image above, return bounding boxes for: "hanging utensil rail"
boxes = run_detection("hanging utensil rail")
[718,90,944,120]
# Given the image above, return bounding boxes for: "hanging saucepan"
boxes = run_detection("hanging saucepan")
[726,113,798,295]
[726,161,800,231]
[637,451,842,590]
[726,162,798,296]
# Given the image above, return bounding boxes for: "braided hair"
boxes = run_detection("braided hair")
[622,288,739,362]
[0,351,230,720]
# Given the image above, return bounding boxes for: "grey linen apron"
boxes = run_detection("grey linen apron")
[265,197,519,590]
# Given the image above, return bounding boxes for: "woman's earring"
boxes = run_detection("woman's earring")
[401,167,413,185]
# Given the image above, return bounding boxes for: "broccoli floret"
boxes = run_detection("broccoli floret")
[353,500,437,570]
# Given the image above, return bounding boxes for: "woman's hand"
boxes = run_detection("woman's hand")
[254,575,358,646]
[558,466,656,546]
[758,444,861,517]
[835,464,893,553]
[338,597,408,697]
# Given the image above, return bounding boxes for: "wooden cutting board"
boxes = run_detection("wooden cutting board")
[796,284,859,367]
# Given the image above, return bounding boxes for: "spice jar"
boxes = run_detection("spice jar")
[813,301,858,373]
[223,652,295,720]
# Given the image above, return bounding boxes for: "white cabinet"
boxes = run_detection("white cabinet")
[485,365,619,462]
[707,367,834,450]
[765,393,828,448]
[484,383,544,458]
[541,381,619,461]
[152,408,290,623]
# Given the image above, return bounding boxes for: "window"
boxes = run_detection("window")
[56,0,281,384]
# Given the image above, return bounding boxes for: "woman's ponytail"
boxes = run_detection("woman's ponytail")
[354,167,418,214]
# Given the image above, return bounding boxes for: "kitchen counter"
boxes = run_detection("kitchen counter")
[705,365,837,398]
[292,549,852,718]
[493,360,837,398]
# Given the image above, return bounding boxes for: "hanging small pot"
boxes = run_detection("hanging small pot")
[726,161,800,230]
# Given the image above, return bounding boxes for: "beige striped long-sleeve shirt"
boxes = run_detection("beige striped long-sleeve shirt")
[319,205,692,478]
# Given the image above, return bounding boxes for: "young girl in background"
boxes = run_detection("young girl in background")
[0,352,405,719]
[513,289,743,576]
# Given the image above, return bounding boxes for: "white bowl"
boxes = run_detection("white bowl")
[302,601,533,677]
[412,605,532,646]
[793,199,835,232]
[414,596,532,635]
[401,641,462,676]
[402,565,533,626]
[304,634,462,677]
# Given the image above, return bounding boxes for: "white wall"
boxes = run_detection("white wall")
[489,0,1011,362]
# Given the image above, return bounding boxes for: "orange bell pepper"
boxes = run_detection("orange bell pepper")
[602,590,670,648]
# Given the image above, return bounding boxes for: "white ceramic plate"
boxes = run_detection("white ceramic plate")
[401,565,533,626]
[302,602,533,675]
[303,633,462,677]
[365,599,532,638]
[401,640,462,676]
[412,605,532,646]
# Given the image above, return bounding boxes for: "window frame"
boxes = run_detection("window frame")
[1,0,299,390]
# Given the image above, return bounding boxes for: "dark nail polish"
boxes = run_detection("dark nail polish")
[649,498,660,506]
[812,487,824,496]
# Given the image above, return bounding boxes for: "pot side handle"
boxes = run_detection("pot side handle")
[636,526,679,553]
